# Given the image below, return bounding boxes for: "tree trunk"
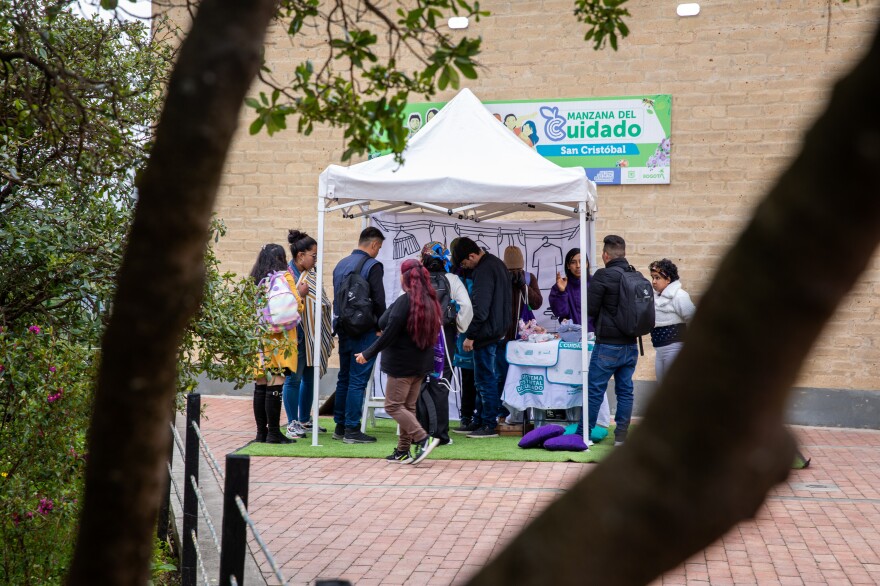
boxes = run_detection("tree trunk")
[67,1,277,583]
[469,20,880,586]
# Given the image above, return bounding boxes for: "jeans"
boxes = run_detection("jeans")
[472,339,505,427]
[496,347,510,418]
[585,343,638,437]
[334,331,378,429]
[298,365,316,423]
[282,327,306,425]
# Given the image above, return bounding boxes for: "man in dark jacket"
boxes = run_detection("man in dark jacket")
[585,234,639,446]
[331,227,386,444]
[453,237,512,438]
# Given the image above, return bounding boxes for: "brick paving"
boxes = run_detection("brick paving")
[199,396,880,586]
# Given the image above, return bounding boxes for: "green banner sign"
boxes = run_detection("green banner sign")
[403,94,672,185]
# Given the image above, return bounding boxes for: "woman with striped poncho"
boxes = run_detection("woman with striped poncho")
[282,229,335,438]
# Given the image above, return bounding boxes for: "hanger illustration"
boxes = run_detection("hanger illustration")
[392,225,420,259]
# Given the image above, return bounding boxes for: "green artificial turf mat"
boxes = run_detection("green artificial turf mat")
[236,417,615,463]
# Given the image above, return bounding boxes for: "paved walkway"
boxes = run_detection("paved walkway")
[199,395,880,586]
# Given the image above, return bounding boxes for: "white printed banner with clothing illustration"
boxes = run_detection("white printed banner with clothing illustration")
[370,211,589,331]
[367,212,591,421]
[400,94,672,185]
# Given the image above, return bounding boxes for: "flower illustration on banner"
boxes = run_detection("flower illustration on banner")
[646,138,671,168]
[616,159,629,167]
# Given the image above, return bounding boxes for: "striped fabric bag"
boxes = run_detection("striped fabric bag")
[299,268,335,375]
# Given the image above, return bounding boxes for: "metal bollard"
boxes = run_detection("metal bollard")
[219,454,250,586]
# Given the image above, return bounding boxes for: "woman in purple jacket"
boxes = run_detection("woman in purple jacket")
[548,248,594,333]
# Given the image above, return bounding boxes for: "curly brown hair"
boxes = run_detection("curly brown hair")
[649,258,679,282]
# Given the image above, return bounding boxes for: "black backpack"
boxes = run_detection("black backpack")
[416,376,450,441]
[335,255,377,336]
[428,272,457,326]
[608,265,655,338]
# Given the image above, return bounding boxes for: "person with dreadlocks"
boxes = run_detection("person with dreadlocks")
[355,259,444,465]
[648,258,696,383]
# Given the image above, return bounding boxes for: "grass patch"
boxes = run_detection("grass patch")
[236,417,615,463]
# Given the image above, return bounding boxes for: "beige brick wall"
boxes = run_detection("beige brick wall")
[203,1,880,390]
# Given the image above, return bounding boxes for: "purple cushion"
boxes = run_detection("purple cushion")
[543,434,588,452]
[518,424,565,448]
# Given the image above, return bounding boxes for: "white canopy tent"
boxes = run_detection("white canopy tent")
[311,88,599,446]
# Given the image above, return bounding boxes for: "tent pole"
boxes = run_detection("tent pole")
[312,192,327,447]
[579,200,590,448]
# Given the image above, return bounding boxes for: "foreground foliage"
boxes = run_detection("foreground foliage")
[0,2,258,582]
[1,0,638,583]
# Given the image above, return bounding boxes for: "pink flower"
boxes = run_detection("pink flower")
[49,366,56,373]
[37,498,54,515]
[28,325,41,334]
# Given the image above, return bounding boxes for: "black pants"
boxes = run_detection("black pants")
[460,368,476,420]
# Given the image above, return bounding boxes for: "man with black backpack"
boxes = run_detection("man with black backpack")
[331,227,387,444]
[584,235,654,446]
[453,237,512,439]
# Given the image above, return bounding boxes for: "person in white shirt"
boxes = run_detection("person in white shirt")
[649,258,696,382]
[420,241,473,444]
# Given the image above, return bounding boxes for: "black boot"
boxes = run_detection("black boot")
[252,383,268,442]
[265,385,294,444]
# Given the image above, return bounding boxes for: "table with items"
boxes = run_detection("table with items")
[501,337,611,427]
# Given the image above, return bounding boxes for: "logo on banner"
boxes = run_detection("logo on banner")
[587,168,621,185]
[539,106,567,141]
[516,374,545,396]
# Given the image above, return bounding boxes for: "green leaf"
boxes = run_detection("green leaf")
[438,66,450,90]
[100,0,118,8]
[456,61,478,79]
[249,117,264,135]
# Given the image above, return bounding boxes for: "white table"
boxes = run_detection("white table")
[501,339,611,426]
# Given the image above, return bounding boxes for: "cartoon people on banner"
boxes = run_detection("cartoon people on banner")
[406,108,440,139]
[406,107,537,148]
[407,113,422,137]
[499,112,539,149]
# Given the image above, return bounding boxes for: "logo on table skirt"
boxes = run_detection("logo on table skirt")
[516,374,545,396]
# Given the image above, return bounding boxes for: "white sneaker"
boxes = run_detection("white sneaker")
[286,421,306,438]
[409,437,441,465]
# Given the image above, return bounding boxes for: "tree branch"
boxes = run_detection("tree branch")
[469,16,880,586]
[66,0,279,583]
